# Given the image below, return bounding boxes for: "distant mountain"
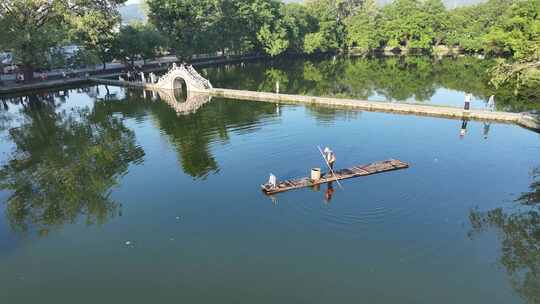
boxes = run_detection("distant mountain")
[119,4,146,24]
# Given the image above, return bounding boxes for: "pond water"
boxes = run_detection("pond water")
[0,57,539,304]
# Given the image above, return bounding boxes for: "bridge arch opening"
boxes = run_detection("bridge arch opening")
[172,77,188,102]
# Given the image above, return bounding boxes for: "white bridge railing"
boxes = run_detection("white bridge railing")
[155,63,212,91]
[186,65,213,89]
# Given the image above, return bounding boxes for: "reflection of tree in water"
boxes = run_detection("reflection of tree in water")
[0,94,145,235]
[210,56,540,113]
[305,104,360,125]
[0,106,14,133]
[92,90,277,179]
[469,167,540,304]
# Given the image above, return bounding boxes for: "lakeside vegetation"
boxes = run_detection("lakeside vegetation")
[0,0,539,101]
[211,56,540,112]
[149,0,540,101]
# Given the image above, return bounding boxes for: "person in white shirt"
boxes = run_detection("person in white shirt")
[323,147,336,170]
[464,93,472,110]
[487,95,495,111]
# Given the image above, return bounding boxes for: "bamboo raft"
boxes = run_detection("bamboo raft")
[261,159,409,195]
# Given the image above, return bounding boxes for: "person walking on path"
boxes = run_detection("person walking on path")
[464,93,472,110]
[487,95,495,111]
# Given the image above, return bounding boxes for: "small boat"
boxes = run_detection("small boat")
[261,159,409,195]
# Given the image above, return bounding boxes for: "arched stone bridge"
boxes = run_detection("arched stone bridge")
[155,63,213,92]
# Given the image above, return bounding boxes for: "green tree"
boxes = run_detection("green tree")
[0,0,125,81]
[446,0,513,52]
[147,0,221,58]
[344,0,379,52]
[257,22,289,56]
[114,25,141,66]
[303,0,345,54]
[281,3,318,53]
[71,12,120,70]
[147,0,284,57]
[378,0,445,50]
[236,0,283,53]
[482,0,540,59]
[423,0,448,46]
[483,1,540,103]
[114,23,164,67]
[335,0,365,20]
[139,24,167,63]
[211,0,246,55]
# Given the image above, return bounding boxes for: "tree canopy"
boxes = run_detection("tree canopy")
[0,0,125,79]
[0,0,538,98]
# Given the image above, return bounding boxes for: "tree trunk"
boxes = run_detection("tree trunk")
[102,61,107,70]
[23,64,34,83]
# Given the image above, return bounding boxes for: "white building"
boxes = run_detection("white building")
[0,52,13,65]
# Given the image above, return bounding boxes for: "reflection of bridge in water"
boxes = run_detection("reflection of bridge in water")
[153,89,212,116]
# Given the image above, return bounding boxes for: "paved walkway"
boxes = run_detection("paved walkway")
[209,88,540,132]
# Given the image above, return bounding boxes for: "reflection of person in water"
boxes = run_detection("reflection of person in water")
[483,122,491,139]
[459,119,468,138]
[324,182,335,203]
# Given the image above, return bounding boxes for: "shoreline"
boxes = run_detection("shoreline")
[0,51,479,95]
[86,75,540,133]
[0,53,266,95]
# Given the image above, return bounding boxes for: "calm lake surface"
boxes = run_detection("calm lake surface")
[0,57,539,303]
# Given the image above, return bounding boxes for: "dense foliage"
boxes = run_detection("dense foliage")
[144,0,539,100]
[143,0,537,57]
[113,22,166,67]
[0,0,126,79]
[0,0,538,99]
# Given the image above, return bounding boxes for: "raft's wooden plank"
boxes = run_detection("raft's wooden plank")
[261,159,409,195]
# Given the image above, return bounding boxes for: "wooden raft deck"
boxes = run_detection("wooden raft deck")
[261,159,409,195]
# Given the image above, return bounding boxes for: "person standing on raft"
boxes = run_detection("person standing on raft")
[323,147,337,202]
[323,147,336,171]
